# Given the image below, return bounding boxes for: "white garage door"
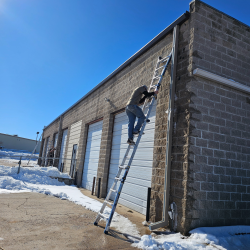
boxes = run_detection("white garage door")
[82,120,103,190]
[64,120,82,174]
[108,103,156,215]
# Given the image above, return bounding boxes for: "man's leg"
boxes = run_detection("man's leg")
[126,106,136,140]
[133,106,146,132]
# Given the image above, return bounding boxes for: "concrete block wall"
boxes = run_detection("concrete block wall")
[170,17,195,232]
[42,31,175,204]
[188,77,250,229]
[189,0,250,88]
[184,0,250,231]
[41,1,250,234]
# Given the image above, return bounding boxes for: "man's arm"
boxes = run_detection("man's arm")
[139,90,157,104]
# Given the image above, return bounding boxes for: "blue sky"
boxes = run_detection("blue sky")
[0,0,250,140]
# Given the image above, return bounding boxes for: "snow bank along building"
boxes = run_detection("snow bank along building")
[40,0,250,234]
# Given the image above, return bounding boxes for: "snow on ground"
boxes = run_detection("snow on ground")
[0,148,38,161]
[0,164,140,239]
[0,160,250,250]
[133,225,250,250]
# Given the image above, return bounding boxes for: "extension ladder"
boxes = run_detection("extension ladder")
[94,53,172,234]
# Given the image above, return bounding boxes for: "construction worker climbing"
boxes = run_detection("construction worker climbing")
[125,85,158,145]
[94,53,172,234]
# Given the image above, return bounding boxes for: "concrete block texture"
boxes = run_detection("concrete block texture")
[190,0,250,88]
[43,22,174,221]
[186,0,250,233]
[41,0,250,235]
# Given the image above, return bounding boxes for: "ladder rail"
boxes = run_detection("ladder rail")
[94,51,173,234]
[104,98,156,233]
[27,133,42,165]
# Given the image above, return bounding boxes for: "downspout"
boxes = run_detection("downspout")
[149,24,179,230]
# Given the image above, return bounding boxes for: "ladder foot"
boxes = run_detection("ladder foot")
[94,222,98,226]
[104,230,108,234]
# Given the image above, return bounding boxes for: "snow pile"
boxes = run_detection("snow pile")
[133,233,214,250]
[1,162,250,249]
[0,165,140,238]
[190,226,250,250]
[0,165,71,193]
[133,226,250,250]
[0,148,38,161]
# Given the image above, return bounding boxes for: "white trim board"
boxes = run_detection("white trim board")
[193,68,250,94]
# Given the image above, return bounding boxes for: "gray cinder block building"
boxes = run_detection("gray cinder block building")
[40,0,250,234]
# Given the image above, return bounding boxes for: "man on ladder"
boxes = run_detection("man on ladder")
[94,52,172,234]
[126,85,158,145]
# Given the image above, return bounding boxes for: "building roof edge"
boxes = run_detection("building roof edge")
[45,11,190,129]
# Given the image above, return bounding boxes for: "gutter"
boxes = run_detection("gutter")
[45,11,190,129]
[149,24,180,230]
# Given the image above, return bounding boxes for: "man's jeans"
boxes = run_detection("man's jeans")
[126,105,146,140]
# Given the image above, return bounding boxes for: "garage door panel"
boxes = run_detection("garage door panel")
[83,169,96,178]
[108,168,152,185]
[110,157,152,165]
[113,122,128,131]
[84,150,101,157]
[112,132,155,144]
[85,144,102,151]
[118,198,146,215]
[82,120,103,190]
[84,155,100,163]
[109,164,153,178]
[113,121,156,136]
[108,185,149,203]
[122,184,148,201]
[127,167,153,180]
[110,148,153,161]
[88,131,102,141]
[83,157,100,163]
[108,102,156,215]
[82,161,99,169]
[85,139,102,147]
[86,134,102,142]
[82,178,94,190]
[111,135,155,145]
[109,176,151,188]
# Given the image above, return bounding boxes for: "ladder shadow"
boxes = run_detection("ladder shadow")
[96,225,141,243]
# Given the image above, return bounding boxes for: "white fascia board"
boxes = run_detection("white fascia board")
[193,68,250,94]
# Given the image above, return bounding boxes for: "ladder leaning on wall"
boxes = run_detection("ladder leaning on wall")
[94,47,173,234]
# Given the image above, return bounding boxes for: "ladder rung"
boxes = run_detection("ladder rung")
[119,165,130,170]
[95,53,172,235]
[159,56,170,63]
[153,76,161,79]
[155,65,165,71]
[99,212,109,220]
[104,200,113,207]
[110,189,117,193]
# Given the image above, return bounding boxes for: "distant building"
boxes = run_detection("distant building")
[0,133,41,153]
